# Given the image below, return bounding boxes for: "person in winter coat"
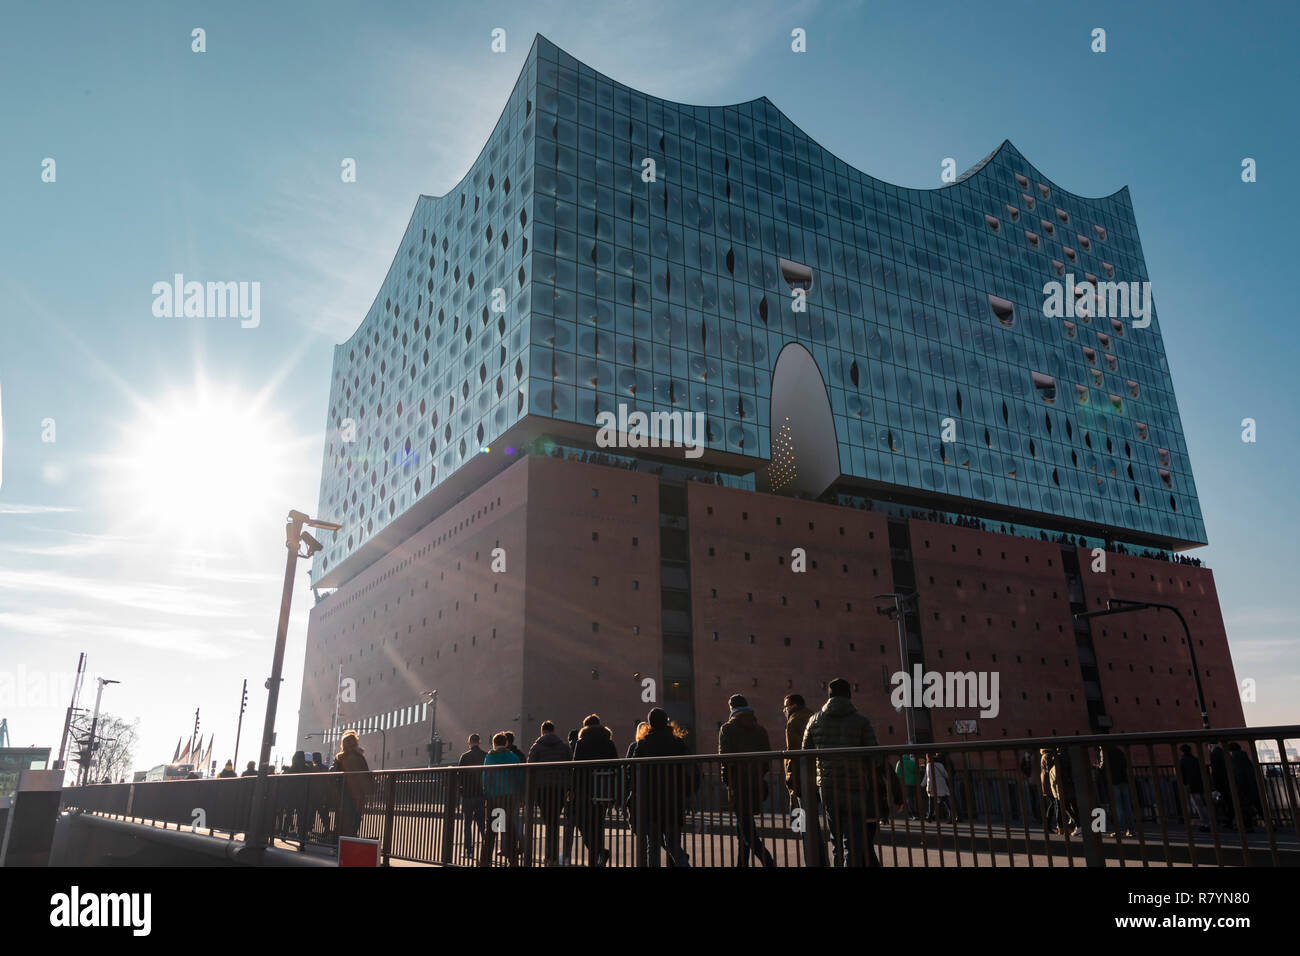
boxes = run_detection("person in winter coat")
[479,732,521,866]
[1051,747,1077,835]
[717,694,776,867]
[782,694,815,799]
[802,680,884,866]
[1102,744,1136,837]
[526,721,571,865]
[306,751,334,836]
[1210,744,1235,829]
[458,734,488,859]
[561,728,579,864]
[1178,744,1210,831]
[240,760,257,777]
[571,714,617,866]
[1227,742,1262,832]
[1018,751,1040,824]
[218,761,237,778]
[895,753,920,820]
[622,722,650,846]
[331,731,372,839]
[923,753,953,824]
[1040,748,1058,833]
[629,707,694,867]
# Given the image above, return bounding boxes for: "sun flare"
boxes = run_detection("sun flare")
[109,387,294,551]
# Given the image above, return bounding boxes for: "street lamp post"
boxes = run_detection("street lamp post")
[233,679,248,774]
[81,677,119,785]
[423,690,439,766]
[1075,598,1209,729]
[247,509,340,851]
[875,591,917,745]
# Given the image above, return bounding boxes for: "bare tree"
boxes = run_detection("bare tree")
[91,714,139,782]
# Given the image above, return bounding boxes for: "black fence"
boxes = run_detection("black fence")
[61,726,1300,867]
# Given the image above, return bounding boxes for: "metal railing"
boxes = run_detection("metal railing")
[60,726,1300,867]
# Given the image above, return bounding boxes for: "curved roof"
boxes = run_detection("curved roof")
[335,34,1131,353]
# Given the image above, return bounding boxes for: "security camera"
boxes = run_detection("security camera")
[300,531,324,556]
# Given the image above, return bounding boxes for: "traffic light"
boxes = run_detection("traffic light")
[428,738,444,764]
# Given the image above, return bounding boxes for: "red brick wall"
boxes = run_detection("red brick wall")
[1074,548,1243,732]
[299,458,528,766]
[908,520,1088,740]
[299,457,1245,771]
[521,455,665,752]
[685,483,902,746]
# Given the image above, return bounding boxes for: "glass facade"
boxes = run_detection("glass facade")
[313,35,1204,584]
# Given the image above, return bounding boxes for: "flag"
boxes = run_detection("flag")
[171,737,182,762]
[202,734,214,772]
[178,739,191,764]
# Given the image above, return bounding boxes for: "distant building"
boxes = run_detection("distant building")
[0,747,51,802]
[297,36,1242,765]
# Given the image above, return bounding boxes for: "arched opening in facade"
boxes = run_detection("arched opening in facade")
[761,343,841,497]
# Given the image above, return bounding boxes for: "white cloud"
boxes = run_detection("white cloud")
[0,503,78,515]
[0,567,244,619]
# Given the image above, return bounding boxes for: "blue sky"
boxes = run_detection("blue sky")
[1,0,1295,772]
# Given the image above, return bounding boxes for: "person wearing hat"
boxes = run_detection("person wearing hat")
[217,760,237,779]
[629,707,694,866]
[572,714,617,866]
[527,721,571,865]
[802,678,884,866]
[717,694,776,867]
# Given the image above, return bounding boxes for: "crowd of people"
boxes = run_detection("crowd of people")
[1034,741,1264,838]
[110,707,1269,865]
[449,679,913,867]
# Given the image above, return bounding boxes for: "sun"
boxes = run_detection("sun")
[109,386,295,550]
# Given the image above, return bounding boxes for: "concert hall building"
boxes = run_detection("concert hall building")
[295,36,1242,766]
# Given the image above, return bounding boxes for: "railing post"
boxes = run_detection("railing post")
[1067,744,1104,867]
[440,769,457,865]
[796,753,826,867]
[633,762,647,868]
[381,774,397,866]
[520,765,534,867]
